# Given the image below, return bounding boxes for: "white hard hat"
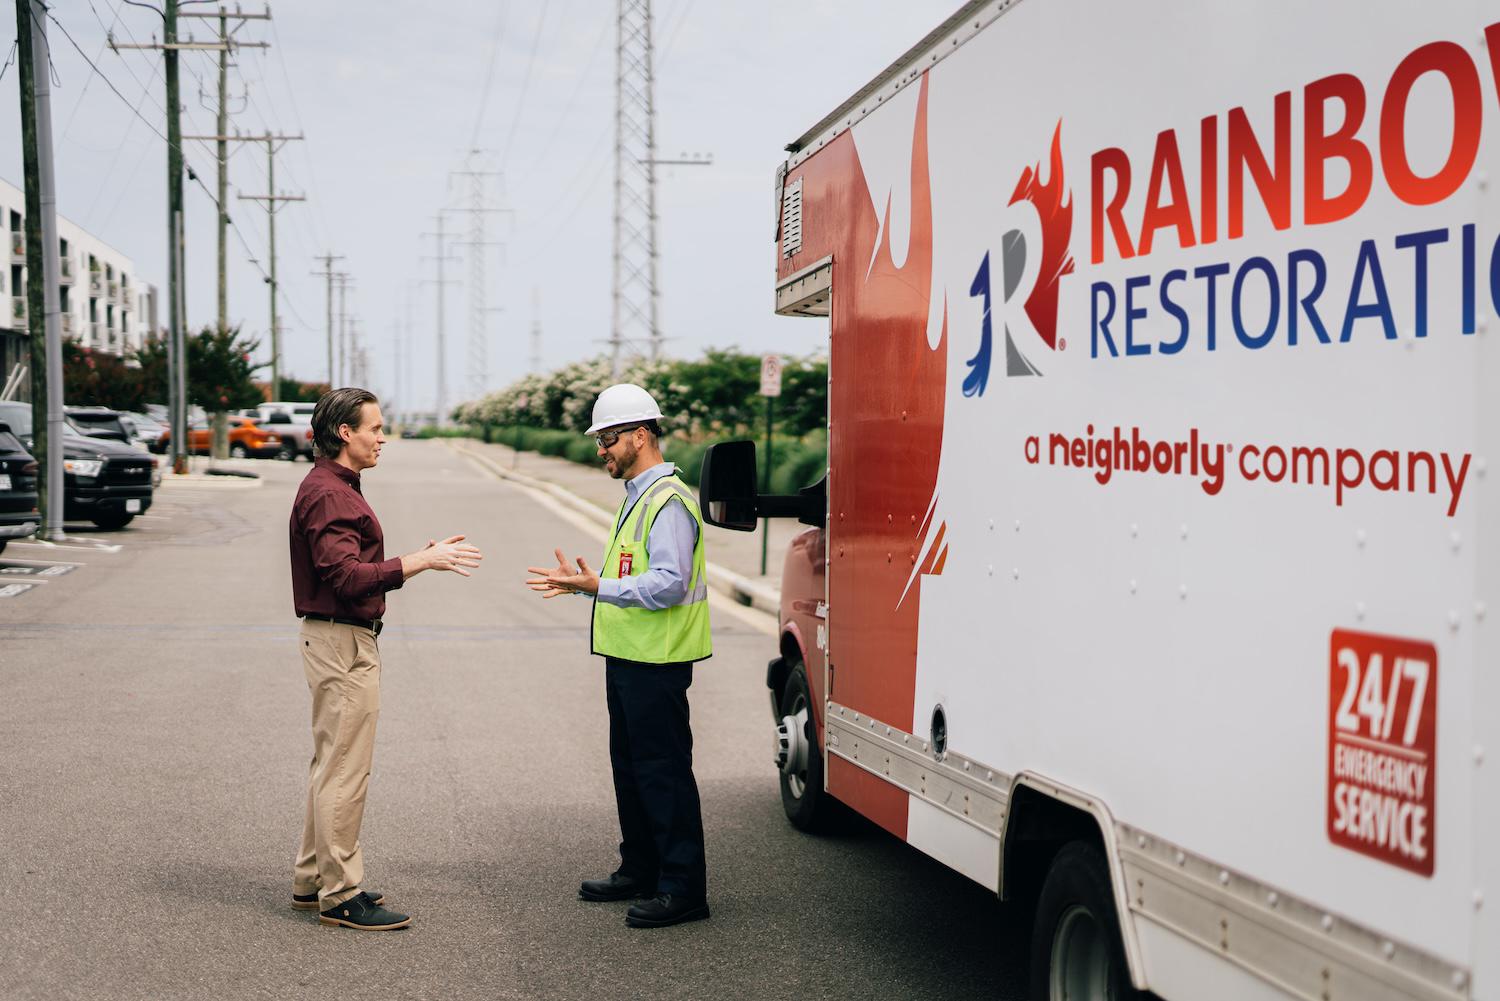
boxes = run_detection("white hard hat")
[587,383,665,435]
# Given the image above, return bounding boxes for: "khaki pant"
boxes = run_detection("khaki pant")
[293,618,381,910]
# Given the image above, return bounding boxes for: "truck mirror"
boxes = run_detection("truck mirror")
[699,440,759,531]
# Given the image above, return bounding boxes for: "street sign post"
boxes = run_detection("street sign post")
[759,354,781,575]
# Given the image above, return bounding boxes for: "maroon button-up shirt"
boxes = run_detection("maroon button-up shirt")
[289,458,404,620]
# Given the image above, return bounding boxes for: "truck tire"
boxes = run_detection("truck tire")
[1030,841,1142,1001]
[92,512,134,531]
[777,663,839,832]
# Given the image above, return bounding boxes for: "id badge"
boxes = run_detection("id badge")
[618,551,634,577]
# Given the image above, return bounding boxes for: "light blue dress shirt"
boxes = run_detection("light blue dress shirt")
[595,461,700,610]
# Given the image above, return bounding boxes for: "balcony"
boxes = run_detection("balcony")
[91,321,104,342]
[88,272,103,297]
[107,280,119,304]
[59,257,74,284]
[11,296,25,326]
[9,231,22,258]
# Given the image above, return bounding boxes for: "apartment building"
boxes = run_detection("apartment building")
[0,177,160,396]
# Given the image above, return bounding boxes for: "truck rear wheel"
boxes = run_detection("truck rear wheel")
[1030,841,1141,1001]
[776,663,838,832]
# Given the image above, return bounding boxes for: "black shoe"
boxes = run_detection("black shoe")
[318,893,410,931]
[625,893,710,928]
[293,889,384,911]
[579,872,653,902]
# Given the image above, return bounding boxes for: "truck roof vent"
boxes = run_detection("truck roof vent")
[781,178,803,260]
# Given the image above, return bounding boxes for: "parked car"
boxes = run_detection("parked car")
[163,416,283,458]
[61,426,154,529]
[0,401,156,530]
[258,409,315,460]
[0,420,39,555]
[64,406,133,445]
[119,411,169,454]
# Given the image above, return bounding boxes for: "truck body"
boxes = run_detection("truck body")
[732,1,1500,997]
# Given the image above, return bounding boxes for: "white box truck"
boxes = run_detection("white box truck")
[698,1,1500,997]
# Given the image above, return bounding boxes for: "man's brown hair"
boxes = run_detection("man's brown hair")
[312,387,378,459]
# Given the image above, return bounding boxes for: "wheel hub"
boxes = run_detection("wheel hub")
[1050,904,1113,1000]
[773,703,810,796]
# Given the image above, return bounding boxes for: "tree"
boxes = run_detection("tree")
[187,326,265,412]
[62,339,146,411]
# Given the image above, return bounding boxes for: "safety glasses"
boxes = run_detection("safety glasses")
[594,426,640,449]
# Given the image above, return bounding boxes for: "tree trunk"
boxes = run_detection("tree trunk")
[211,411,229,459]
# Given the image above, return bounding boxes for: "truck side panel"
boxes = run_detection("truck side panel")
[776,0,1495,992]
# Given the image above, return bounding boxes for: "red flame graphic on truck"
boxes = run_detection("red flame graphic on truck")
[1008,122,1075,350]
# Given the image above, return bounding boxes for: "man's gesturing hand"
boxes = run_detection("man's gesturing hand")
[402,534,484,579]
[526,547,600,598]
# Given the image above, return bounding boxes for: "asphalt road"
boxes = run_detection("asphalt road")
[0,439,1027,1001]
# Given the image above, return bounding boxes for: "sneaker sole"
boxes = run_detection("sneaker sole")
[318,915,410,930]
[293,895,383,911]
[625,905,710,928]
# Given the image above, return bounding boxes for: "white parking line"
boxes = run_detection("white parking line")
[10,539,122,554]
[0,556,89,566]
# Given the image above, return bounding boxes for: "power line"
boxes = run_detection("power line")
[499,1,549,164]
[469,1,509,149]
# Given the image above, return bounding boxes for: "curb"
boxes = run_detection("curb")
[447,440,783,617]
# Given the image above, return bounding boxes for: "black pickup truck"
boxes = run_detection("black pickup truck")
[0,402,155,530]
[0,421,39,555]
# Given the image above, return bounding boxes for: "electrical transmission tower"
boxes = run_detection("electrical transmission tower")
[611,0,711,376]
[611,0,658,375]
[449,156,508,400]
[421,217,461,424]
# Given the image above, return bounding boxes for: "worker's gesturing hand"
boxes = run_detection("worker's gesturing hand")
[424,534,484,575]
[526,547,600,598]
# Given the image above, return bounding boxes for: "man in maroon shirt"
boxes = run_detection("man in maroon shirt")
[289,387,482,931]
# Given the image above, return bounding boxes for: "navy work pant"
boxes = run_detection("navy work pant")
[604,657,707,900]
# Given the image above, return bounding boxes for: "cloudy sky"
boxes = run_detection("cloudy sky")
[1,0,955,411]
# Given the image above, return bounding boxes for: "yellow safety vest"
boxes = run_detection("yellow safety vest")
[592,473,713,664]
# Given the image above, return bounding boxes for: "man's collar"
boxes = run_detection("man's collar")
[315,456,361,486]
[625,461,675,492]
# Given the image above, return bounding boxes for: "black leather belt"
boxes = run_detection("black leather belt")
[302,613,383,636]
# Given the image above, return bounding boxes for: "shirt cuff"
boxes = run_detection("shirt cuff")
[378,556,404,592]
[595,577,622,605]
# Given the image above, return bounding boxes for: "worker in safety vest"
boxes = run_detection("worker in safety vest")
[525,383,712,928]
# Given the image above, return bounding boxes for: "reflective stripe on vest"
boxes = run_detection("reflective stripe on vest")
[591,473,713,664]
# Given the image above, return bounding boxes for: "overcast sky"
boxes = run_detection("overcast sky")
[1,1,955,411]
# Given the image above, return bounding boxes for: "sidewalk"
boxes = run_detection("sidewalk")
[445,437,803,615]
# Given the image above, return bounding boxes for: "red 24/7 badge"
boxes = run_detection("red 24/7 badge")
[618,552,634,577]
[1327,629,1438,877]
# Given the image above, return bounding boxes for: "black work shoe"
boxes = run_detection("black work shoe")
[318,893,410,931]
[579,872,653,902]
[292,889,385,911]
[625,893,710,928]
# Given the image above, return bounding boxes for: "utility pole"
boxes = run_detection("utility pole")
[312,253,344,387]
[421,216,460,426]
[448,156,509,400]
[14,0,64,539]
[219,135,304,390]
[611,0,711,375]
[112,7,253,474]
[333,273,354,386]
[179,5,269,335]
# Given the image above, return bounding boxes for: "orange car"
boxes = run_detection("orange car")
[162,417,283,458]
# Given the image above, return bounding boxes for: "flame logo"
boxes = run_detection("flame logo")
[1008,121,1075,351]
